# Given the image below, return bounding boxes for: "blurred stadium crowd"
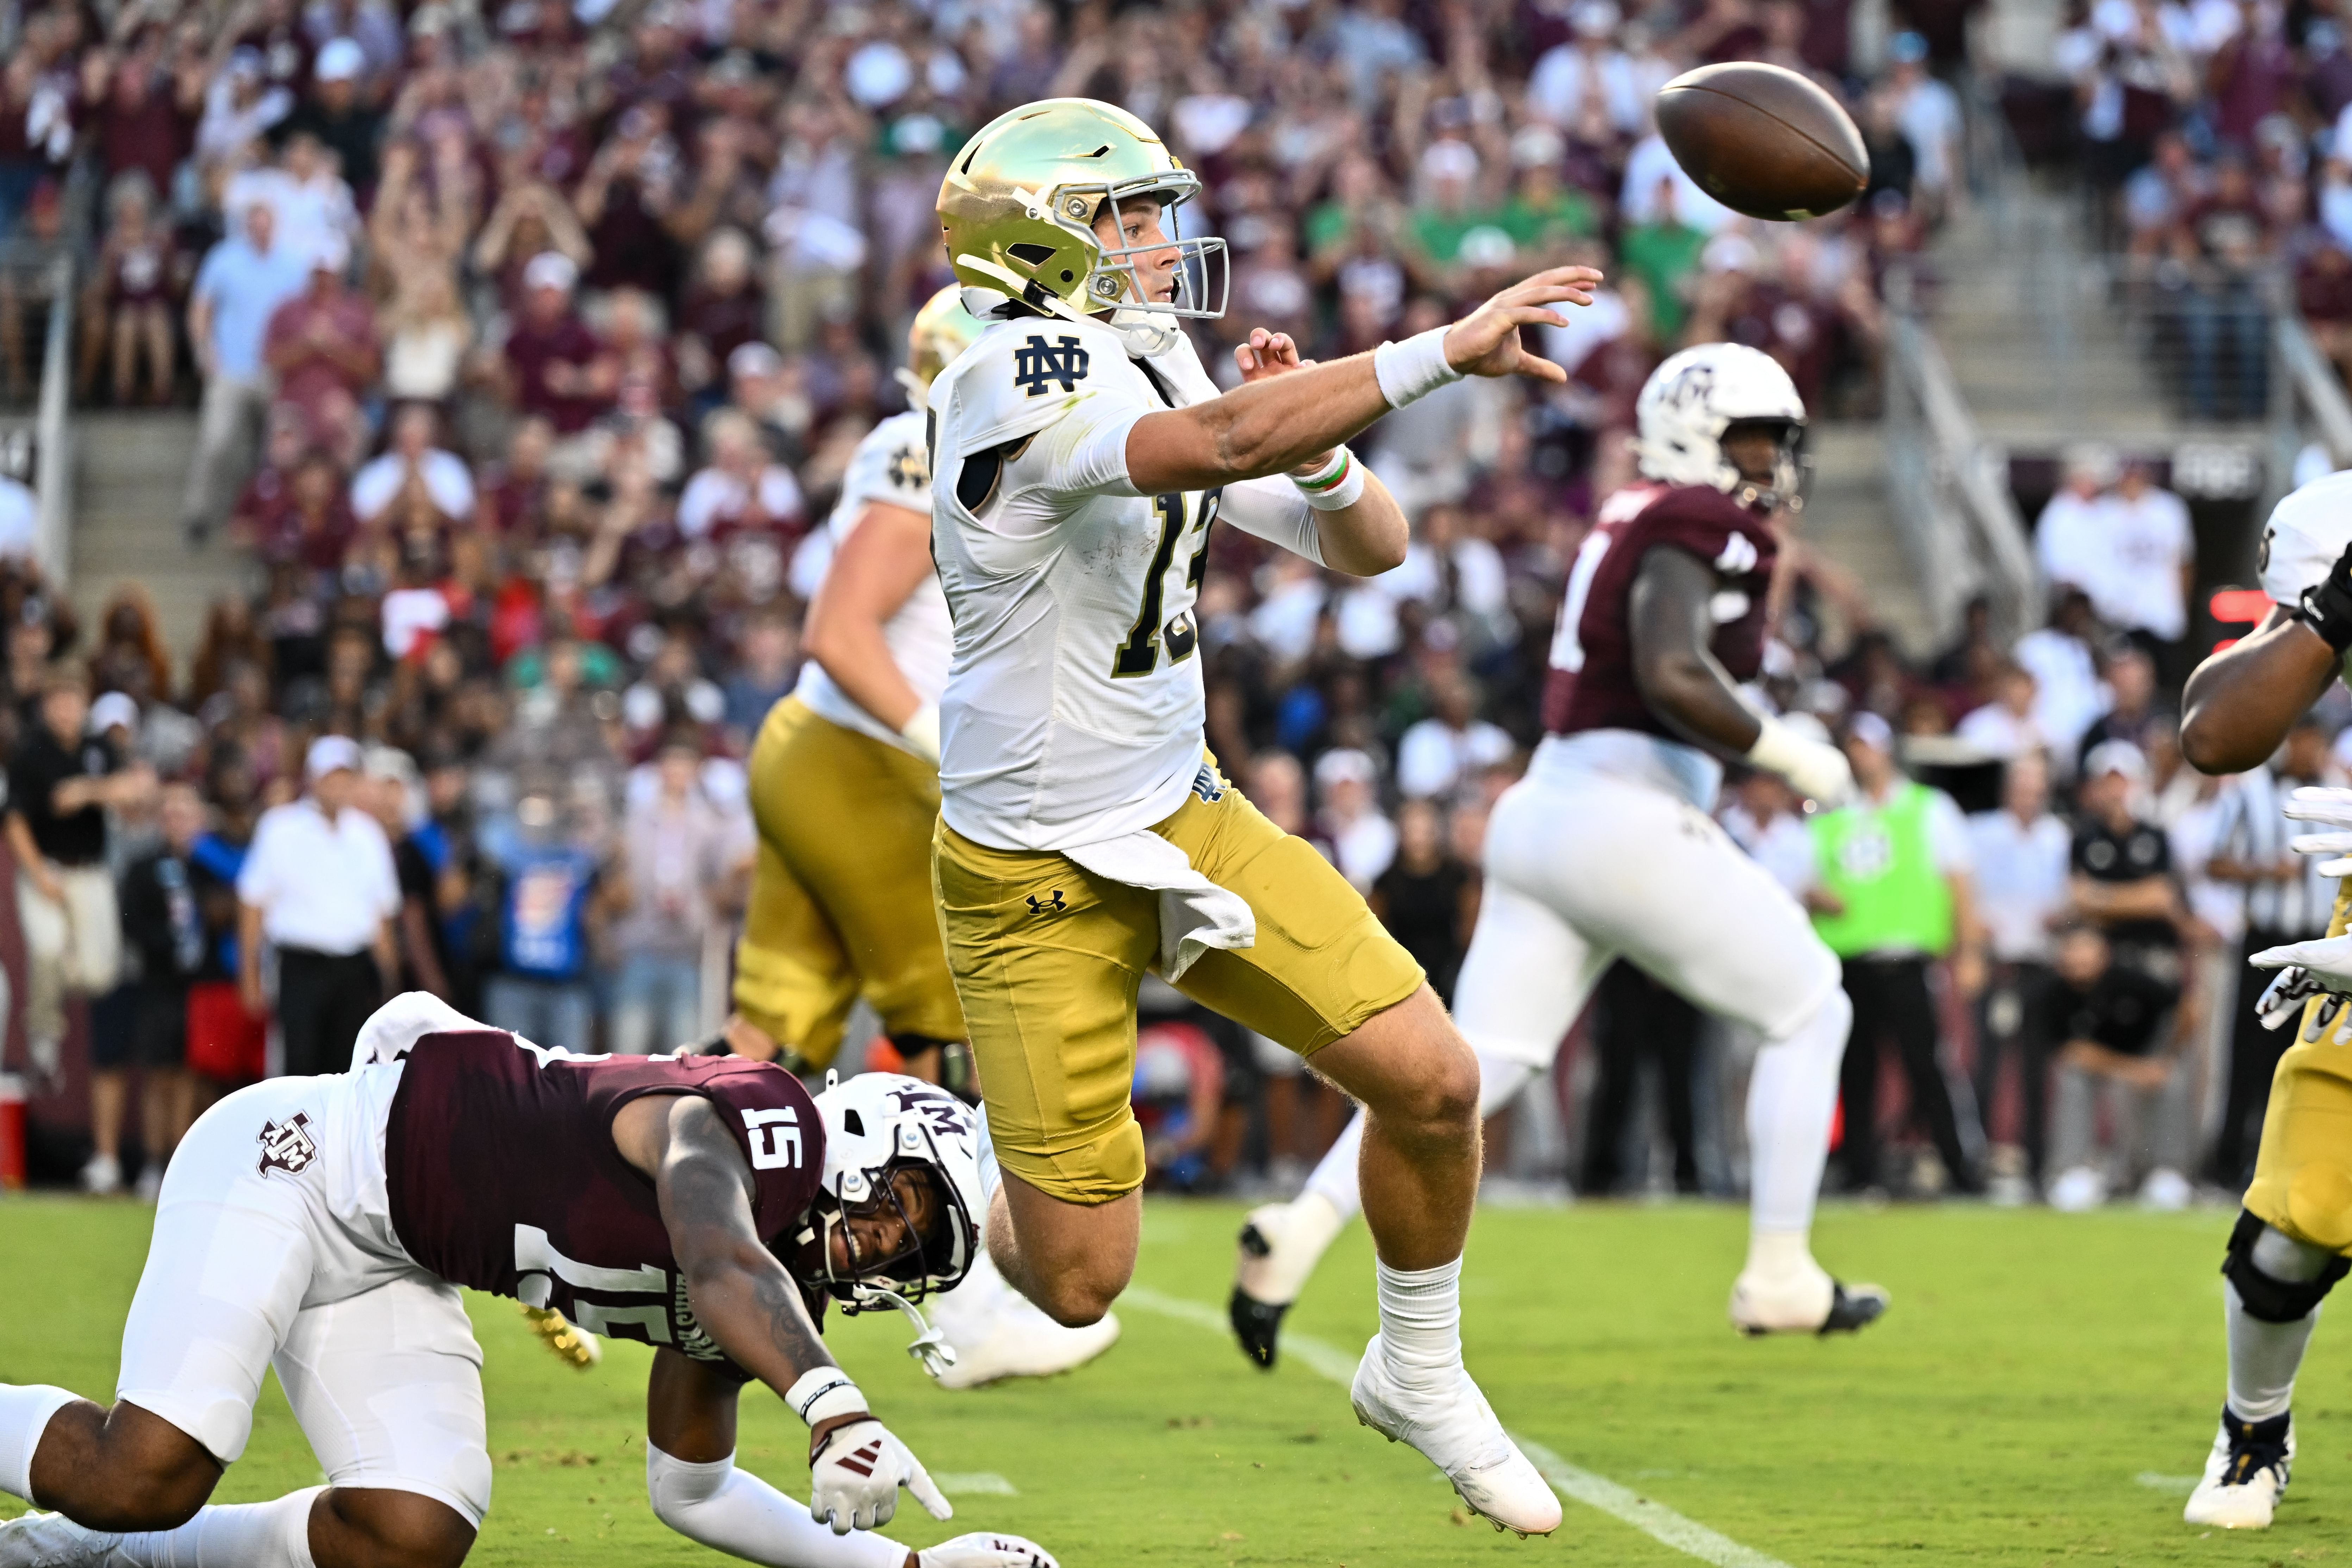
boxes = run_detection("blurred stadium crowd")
[0,0,2331,1216]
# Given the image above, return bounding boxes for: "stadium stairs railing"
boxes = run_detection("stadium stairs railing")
[1881,261,2040,648]
[36,252,73,587]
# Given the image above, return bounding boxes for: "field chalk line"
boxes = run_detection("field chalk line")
[1120,1286,1797,1568]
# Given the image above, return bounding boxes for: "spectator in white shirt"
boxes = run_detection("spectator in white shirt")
[677,408,805,539]
[1396,672,1514,799]
[1955,662,2048,762]
[2035,446,2116,599]
[2100,459,2196,677]
[1527,1,1646,137]
[2015,588,2108,775]
[237,735,399,1077]
[350,402,475,528]
[1966,754,2075,1188]
[1887,34,1964,211]
[1314,748,1397,892]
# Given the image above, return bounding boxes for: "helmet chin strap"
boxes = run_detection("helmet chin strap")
[854,1281,957,1375]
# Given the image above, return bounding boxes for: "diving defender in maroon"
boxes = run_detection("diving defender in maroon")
[0,993,1060,1568]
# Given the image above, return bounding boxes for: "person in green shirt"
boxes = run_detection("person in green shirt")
[1801,711,1987,1195]
[1618,177,1709,345]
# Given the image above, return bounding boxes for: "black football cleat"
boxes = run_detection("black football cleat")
[1817,1280,1890,1335]
[1230,1285,1290,1370]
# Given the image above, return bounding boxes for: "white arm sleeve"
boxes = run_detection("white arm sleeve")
[648,1444,905,1568]
[1217,474,1325,566]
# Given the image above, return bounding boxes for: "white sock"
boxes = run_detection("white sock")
[2225,1284,2317,1422]
[929,1245,1010,1339]
[1300,1110,1367,1219]
[1375,1258,1463,1386]
[1742,1229,1826,1285]
[0,1383,77,1502]
[2224,1226,2336,1421]
[1238,1191,1347,1306]
[110,1487,323,1568]
[1747,987,1851,1233]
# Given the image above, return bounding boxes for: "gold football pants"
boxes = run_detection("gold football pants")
[932,767,1424,1204]
[2247,880,2352,1253]
[732,696,965,1068]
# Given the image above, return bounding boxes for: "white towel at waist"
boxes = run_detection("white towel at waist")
[1062,830,1255,982]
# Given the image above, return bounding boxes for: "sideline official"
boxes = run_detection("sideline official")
[236,736,399,1075]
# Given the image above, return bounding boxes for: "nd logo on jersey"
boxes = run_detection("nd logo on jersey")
[1013,335,1090,397]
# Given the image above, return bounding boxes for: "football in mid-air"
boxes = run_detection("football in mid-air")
[1654,62,1869,222]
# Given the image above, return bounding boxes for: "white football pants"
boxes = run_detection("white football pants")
[1305,765,1848,1233]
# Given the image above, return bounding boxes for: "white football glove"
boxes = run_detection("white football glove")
[2250,933,2352,1041]
[808,1418,950,1535]
[918,1532,1062,1568]
[2285,785,2352,875]
[1745,713,1855,808]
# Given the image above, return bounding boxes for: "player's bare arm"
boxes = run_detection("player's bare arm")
[1122,267,1598,498]
[802,500,934,733]
[2182,606,2338,774]
[613,1094,841,1403]
[1630,544,1764,756]
[1225,324,1408,575]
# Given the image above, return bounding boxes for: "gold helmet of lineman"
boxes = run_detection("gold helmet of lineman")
[937,97,1226,355]
[904,285,989,396]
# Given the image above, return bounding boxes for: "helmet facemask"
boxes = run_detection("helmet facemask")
[968,171,1228,355]
[1719,417,1809,515]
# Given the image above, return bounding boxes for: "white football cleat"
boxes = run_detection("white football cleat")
[2047,1165,2107,1213]
[2184,1407,2293,1530]
[0,1510,123,1567]
[1728,1262,1889,1336]
[1349,1334,1562,1537]
[931,1300,1121,1390]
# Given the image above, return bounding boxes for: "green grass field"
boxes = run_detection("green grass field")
[1,1194,2344,1567]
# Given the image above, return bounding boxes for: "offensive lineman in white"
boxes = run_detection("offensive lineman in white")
[1235,346,1889,1361]
[924,97,1600,1535]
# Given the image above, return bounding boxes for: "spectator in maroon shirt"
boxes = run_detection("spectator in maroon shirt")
[499,250,611,435]
[574,104,684,300]
[89,44,202,201]
[258,449,356,572]
[676,226,765,402]
[474,416,553,537]
[261,235,380,466]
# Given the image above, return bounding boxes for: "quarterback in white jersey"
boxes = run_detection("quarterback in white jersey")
[926,96,1600,1535]
[717,288,1119,1394]
[2164,468,2352,1530]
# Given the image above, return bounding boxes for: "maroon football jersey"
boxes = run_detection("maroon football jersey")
[385,1031,825,1366]
[1541,482,1778,740]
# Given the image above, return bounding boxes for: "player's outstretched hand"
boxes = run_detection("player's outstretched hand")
[809,1417,953,1534]
[1235,327,1312,382]
[919,1532,1062,1567]
[1442,266,1604,384]
[2285,786,2352,875]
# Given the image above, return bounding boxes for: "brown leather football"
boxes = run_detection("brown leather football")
[1654,62,1869,222]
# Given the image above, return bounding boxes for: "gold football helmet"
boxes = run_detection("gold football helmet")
[937,97,1226,354]
[904,285,989,398]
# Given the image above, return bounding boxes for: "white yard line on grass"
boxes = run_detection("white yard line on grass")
[1120,1287,1797,1568]
[2134,1473,2199,1495]
[932,1473,1020,1497]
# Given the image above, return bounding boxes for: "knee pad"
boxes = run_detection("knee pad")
[2223,1209,2351,1323]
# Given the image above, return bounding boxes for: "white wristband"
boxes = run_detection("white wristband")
[784,1368,867,1428]
[1291,446,1366,511]
[1372,327,1463,410]
[898,702,942,764]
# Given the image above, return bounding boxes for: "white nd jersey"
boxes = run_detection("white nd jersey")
[928,311,1321,851]
[793,409,956,752]
[2260,468,2352,683]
